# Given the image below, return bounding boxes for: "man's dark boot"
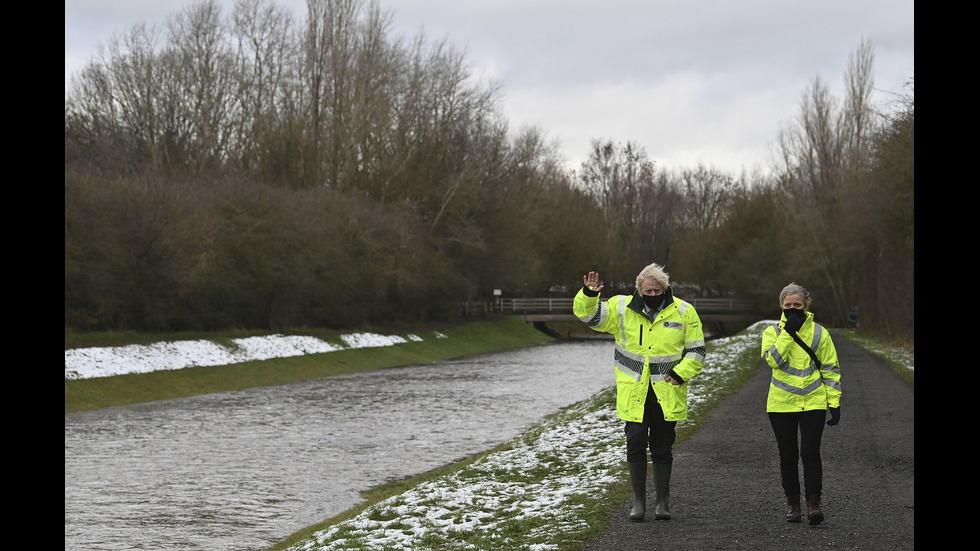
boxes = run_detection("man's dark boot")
[653,462,672,520]
[628,461,647,521]
[806,494,824,525]
[785,494,801,523]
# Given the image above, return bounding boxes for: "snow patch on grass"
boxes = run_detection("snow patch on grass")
[284,329,764,550]
[65,332,431,380]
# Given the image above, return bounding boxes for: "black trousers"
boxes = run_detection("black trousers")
[624,388,677,464]
[768,410,825,497]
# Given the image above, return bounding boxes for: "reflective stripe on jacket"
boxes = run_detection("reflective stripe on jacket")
[761,312,842,412]
[574,287,706,422]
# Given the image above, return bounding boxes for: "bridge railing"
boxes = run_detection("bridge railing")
[496,298,573,313]
[490,297,756,314]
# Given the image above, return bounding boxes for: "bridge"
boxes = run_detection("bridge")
[460,297,767,338]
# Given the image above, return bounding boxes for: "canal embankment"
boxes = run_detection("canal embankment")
[65,316,553,413]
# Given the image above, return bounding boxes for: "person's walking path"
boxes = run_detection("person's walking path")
[582,333,914,550]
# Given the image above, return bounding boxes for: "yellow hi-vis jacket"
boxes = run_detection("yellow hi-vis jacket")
[574,287,706,422]
[761,311,842,413]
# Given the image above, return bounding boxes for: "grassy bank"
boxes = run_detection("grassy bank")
[65,317,553,414]
[68,322,913,550]
[269,323,767,551]
[270,326,914,550]
[838,329,915,386]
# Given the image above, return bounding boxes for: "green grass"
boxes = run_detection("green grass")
[266,441,517,551]
[65,317,553,414]
[67,321,911,550]
[267,325,769,551]
[838,329,914,386]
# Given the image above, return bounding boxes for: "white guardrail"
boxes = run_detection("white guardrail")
[462,297,756,315]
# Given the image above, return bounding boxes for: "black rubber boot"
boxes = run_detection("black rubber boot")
[628,461,647,521]
[653,462,672,520]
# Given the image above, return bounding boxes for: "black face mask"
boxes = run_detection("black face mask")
[642,293,666,310]
[782,308,806,321]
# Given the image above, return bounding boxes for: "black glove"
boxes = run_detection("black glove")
[826,407,840,426]
[783,309,805,334]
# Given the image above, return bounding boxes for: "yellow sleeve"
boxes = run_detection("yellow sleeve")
[573,288,618,335]
[818,332,842,408]
[674,304,705,382]
[761,324,796,370]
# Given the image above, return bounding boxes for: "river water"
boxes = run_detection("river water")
[65,340,614,551]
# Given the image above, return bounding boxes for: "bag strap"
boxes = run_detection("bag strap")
[775,324,822,368]
[790,331,821,367]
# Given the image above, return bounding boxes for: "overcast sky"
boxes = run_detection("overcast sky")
[65,0,914,175]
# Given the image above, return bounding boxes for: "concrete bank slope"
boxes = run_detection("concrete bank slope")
[582,333,914,550]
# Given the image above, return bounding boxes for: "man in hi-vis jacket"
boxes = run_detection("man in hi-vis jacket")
[574,263,706,522]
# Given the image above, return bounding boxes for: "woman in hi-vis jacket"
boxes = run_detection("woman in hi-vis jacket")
[574,263,705,522]
[761,282,842,525]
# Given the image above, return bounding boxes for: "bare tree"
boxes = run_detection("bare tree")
[853,78,913,341]
[166,0,237,171]
[774,39,881,325]
[677,164,740,232]
[301,0,361,187]
[346,1,399,191]
[101,23,174,169]
[577,140,674,288]
[229,0,296,174]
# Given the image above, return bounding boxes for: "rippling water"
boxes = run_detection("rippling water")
[65,340,614,550]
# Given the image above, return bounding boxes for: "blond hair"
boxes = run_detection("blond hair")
[635,262,669,291]
[779,282,812,308]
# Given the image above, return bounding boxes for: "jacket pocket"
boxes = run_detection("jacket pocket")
[657,383,687,420]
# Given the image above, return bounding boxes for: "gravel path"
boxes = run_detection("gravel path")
[582,333,914,550]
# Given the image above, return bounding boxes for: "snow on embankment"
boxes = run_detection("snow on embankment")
[65,332,445,380]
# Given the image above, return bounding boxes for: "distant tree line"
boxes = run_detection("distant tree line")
[66,0,913,343]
